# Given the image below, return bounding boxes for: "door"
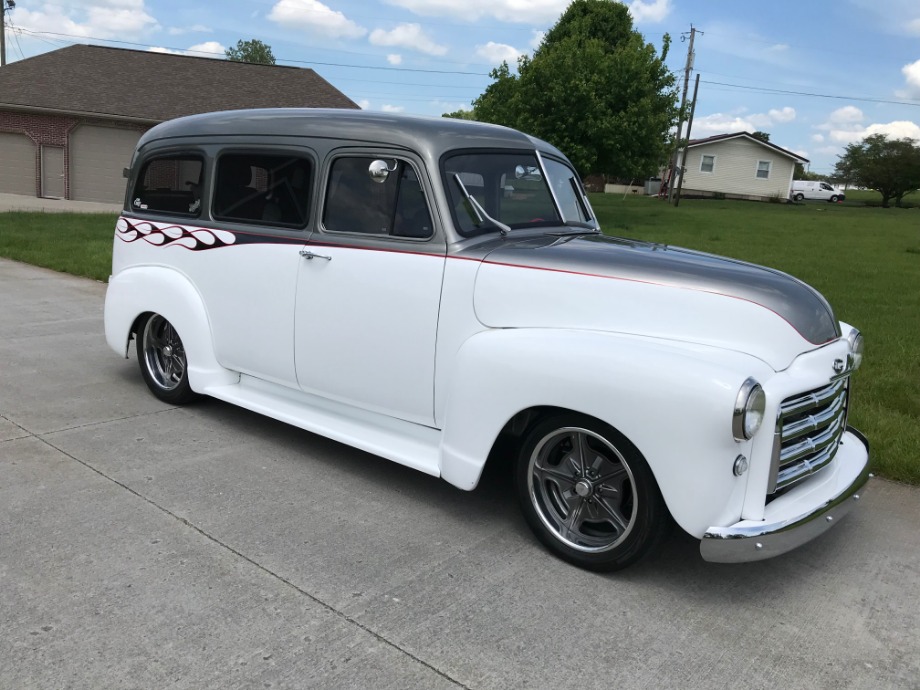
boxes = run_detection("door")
[41,146,65,198]
[0,132,35,196]
[294,153,445,426]
[70,125,143,203]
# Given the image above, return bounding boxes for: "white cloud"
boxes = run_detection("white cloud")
[768,43,789,52]
[816,106,920,146]
[383,0,568,24]
[693,107,797,135]
[908,18,920,35]
[168,24,211,35]
[381,104,405,113]
[14,0,157,39]
[148,41,225,57]
[898,58,920,98]
[865,121,920,141]
[530,30,546,50]
[369,23,447,56]
[768,107,796,124]
[811,134,825,143]
[475,41,521,65]
[387,53,402,65]
[628,0,671,23]
[357,99,370,110]
[269,0,367,39]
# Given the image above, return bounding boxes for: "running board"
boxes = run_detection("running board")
[203,375,442,477]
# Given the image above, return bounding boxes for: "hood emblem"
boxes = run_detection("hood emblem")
[833,358,845,374]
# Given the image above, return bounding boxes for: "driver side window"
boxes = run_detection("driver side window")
[322,157,433,239]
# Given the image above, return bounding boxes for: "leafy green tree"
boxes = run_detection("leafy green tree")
[472,0,677,178]
[225,39,276,65]
[751,131,771,143]
[834,134,920,207]
[442,109,477,120]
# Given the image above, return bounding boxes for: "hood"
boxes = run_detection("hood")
[472,233,840,370]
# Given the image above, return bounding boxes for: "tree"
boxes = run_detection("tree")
[472,0,677,179]
[834,134,920,207]
[225,39,276,65]
[750,131,771,143]
[442,109,477,120]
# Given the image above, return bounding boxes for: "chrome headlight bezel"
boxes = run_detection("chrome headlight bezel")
[847,328,864,370]
[733,377,766,441]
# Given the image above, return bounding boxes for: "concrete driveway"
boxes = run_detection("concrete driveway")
[1,257,918,689]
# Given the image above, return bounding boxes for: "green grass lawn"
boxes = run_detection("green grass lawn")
[2,201,918,484]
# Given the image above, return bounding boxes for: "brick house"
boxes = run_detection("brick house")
[0,45,358,203]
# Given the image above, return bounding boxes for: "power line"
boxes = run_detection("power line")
[13,27,491,76]
[700,79,920,108]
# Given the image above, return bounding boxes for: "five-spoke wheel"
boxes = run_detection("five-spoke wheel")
[516,414,668,571]
[137,313,197,404]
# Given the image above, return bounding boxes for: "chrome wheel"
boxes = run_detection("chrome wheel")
[141,314,187,392]
[527,426,638,553]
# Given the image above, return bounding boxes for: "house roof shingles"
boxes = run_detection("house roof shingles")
[0,44,359,122]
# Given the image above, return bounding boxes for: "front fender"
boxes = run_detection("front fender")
[438,328,775,538]
[104,266,238,392]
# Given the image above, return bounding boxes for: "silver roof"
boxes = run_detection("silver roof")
[136,108,567,161]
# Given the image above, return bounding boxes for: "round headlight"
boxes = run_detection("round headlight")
[733,378,766,441]
[847,328,864,370]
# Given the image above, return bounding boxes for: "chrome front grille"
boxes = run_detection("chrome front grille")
[771,378,849,492]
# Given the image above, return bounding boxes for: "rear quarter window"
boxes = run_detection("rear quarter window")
[132,155,203,216]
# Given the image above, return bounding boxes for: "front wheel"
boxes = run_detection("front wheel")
[829,195,839,203]
[515,413,669,571]
[137,313,197,404]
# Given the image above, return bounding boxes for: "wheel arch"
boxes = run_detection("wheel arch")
[104,266,238,392]
[438,328,773,538]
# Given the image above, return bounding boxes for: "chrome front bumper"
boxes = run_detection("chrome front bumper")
[700,428,871,563]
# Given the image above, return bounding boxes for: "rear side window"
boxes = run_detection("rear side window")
[323,157,433,239]
[214,153,312,228]
[132,155,203,216]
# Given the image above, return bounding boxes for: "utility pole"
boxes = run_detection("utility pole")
[667,25,701,203]
[673,73,700,207]
[1,0,14,67]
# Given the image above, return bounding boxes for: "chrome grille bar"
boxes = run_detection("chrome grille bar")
[771,378,849,492]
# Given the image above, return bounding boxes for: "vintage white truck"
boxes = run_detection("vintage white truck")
[105,109,870,571]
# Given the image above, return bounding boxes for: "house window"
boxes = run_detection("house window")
[756,160,771,180]
[700,155,715,173]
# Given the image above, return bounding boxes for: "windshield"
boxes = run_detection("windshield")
[443,151,595,236]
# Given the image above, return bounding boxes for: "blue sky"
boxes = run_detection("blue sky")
[5,0,920,175]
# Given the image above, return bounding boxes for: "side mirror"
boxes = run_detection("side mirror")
[514,164,542,181]
[368,159,397,183]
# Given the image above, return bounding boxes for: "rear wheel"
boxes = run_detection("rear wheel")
[515,413,669,571]
[793,193,804,201]
[137,313,197,404]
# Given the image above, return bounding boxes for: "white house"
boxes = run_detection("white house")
[674,132,808,202]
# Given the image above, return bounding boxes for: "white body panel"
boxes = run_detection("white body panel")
[294,244,446,426]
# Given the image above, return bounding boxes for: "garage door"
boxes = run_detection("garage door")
[70,125,143,203]
[0,132,36,196]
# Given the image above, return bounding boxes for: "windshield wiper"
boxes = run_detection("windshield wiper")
[452,174,510,236]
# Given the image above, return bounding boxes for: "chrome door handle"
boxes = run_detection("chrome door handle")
[300,250,331,261]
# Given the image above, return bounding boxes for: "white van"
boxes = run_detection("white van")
[791,180,845,202]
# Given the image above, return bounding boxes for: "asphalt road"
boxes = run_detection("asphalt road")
[1,256,918,689]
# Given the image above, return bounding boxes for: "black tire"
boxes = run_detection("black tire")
[793,193,804,202]
[515,413,669,571]
[829,195,839,203]
[136,313,197,404]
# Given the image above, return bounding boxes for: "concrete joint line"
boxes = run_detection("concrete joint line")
[34,433,474,690]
